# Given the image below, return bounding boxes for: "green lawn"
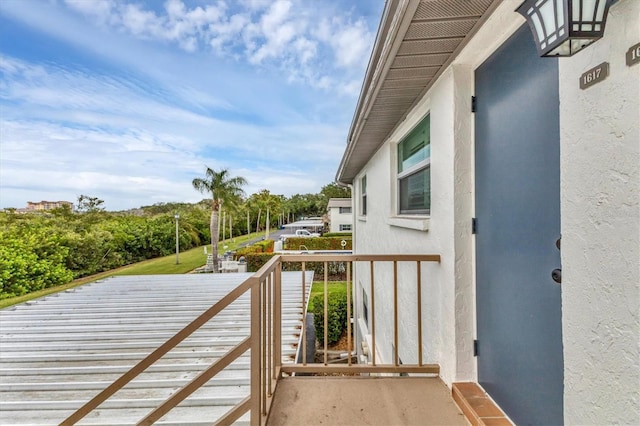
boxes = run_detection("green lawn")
[0,231,264,309]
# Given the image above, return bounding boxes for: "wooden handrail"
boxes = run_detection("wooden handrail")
[61,253,441,426]
[61,277,255,425]
[137,337,251,425]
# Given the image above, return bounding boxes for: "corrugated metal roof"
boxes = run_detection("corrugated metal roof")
[327,198,352,208]
[0,273,312,425]
[336,0,501,184]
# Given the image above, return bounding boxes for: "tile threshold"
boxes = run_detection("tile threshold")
[452,382,513,426]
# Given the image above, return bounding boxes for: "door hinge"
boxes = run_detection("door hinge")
[472,217,477,234]
[473,339,479,357]
[471,96,477,113]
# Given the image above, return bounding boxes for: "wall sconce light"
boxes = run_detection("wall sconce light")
[517,0,612,57]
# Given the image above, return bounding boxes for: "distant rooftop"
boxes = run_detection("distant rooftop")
[327,198,352,208]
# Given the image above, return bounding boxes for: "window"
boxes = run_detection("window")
[361,175,367,215]
[339,224,352,231]
[362,288,369,326]
[339,206,352,214]
[397,115,430,214]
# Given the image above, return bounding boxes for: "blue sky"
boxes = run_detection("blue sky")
[0,0,383,210]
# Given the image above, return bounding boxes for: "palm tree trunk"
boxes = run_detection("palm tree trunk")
[222,209,225,242]
[211,208,219,273]
[256,209,261,233]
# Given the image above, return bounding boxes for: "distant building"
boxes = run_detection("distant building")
[327,198,352,233]
[26,200,74,211]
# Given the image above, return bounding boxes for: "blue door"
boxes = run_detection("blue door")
[475,25,563,425]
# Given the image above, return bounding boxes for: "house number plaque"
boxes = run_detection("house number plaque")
[580,62,609,90]
[626,42,640,66]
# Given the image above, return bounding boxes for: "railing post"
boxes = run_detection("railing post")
[302,261,307,366]
[250,278,261,425]
[274,259,282,377]
[417,261,423,366]
[370,261,376,366]
[261,276,267,415]
[324,262,328,365]
[347,261,352,366]
[393,261,398,366]
[266,273,272,397]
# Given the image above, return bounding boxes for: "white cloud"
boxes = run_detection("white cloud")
[0,1,381,210]
[0,52,352,210]
[57,0,375,95]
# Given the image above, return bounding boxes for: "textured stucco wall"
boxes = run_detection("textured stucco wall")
[350,3,639,420]
[349,0,525,386]
[559,1,640,423]
[352,69,459,384]
[328,207,352,233]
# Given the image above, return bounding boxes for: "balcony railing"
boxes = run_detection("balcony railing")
[61,253,440,426]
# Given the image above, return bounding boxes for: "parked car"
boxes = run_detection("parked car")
[279,229,320,241]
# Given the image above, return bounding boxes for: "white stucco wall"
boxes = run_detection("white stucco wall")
[350,0,526,386]
[559,1,640,423]
[350,3,639,423]
[352,66,463,384]
[328,207,353,233]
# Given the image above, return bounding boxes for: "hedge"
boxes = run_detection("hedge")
[284,236,352,251]
[322,232,352,238]
[309,291,349,345]
[236,239,274,257]
[243,252,350,280]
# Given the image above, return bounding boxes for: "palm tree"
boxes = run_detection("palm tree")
[192,167,247,273]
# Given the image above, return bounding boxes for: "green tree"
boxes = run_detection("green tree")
[320,182,351,201]
[192,167,247,272]
[76,195,105,213]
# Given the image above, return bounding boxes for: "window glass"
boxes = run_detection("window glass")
[399,166,430,213]
[398,117,430,172]
[397,115,430,215]
[361,176,367,215]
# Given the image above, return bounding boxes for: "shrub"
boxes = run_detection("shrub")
[244,253,350,280]
[322,232,352,238]
[237,239,274,257]
[310,291,348,345]
[284,237,352,251]
[245,253,277,272]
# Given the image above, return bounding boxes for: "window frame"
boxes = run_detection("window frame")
[339,224,352,231]
[339,206,352,214]
[396,114,431,216]
[360,175,367,216]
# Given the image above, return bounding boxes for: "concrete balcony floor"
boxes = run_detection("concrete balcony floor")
[267,376,469,426]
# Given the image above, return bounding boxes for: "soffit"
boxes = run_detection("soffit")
[337,0,501,184]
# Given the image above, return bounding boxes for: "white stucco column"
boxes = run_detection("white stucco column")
[559,1,640,423]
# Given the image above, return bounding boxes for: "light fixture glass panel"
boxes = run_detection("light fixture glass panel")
[594,24,601,31]
[559,27,565,36]
[531,12,546,43]
[582,0,597,21]
[539,0,558,37]
[556,0,565,30]
[548,40,571,56]
[573,0,581,22]
[582,24,593,31]
[572,38,594,51]
[595,0,607,20]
